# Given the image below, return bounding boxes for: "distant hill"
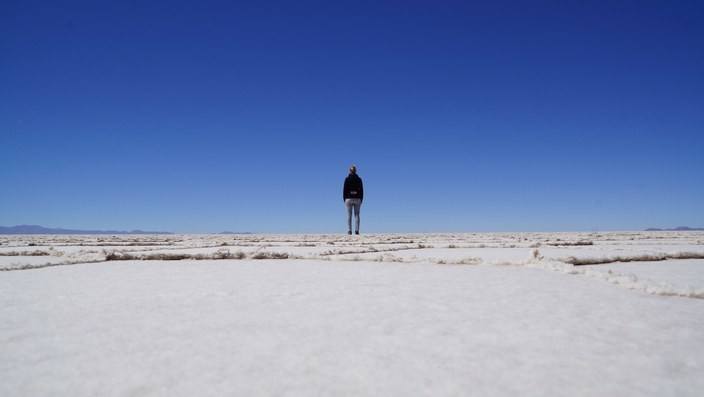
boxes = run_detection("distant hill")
[0,225,172,235]
[645,226,704,231]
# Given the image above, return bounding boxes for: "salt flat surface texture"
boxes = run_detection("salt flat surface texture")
[1,232,703,396]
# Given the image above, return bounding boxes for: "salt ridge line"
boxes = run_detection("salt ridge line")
[4,248,703,300]
[3,246,704,270]
[526,260,704,300]
[0,245,447,270]
[562,252,704,266]
[326,248,704,299]
[0,250,54,256]
[0,249,296,271]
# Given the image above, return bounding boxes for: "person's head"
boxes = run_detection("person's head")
[349,165,357,175]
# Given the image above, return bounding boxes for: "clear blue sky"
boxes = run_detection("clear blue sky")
[2,1,703,233]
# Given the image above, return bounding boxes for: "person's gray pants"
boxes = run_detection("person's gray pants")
[345,199,362,233]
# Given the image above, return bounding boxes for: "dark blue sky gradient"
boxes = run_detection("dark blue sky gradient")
[2,1,703,232]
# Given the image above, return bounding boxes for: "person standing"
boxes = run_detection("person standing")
[343,165,363,235]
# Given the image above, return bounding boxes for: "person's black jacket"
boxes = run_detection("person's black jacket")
[343,174,364,201]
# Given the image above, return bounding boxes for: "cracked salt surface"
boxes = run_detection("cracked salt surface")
[1,232,703,396]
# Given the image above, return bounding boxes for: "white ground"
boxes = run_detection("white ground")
[1,232,703,396]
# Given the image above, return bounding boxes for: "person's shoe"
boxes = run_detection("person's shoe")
[355,231,360,235]
[348,231,352,235]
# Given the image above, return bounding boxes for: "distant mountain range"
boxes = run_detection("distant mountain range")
[645,226,704,231]
[0,225,172,235]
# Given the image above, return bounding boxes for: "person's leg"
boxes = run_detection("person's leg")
[354,200,361,233]
[345,199,353,233]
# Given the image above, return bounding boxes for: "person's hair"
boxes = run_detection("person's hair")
[349,165,357,174]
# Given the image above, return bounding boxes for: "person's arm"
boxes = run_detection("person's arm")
[343,178,347,202]
[360,179,363,202]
